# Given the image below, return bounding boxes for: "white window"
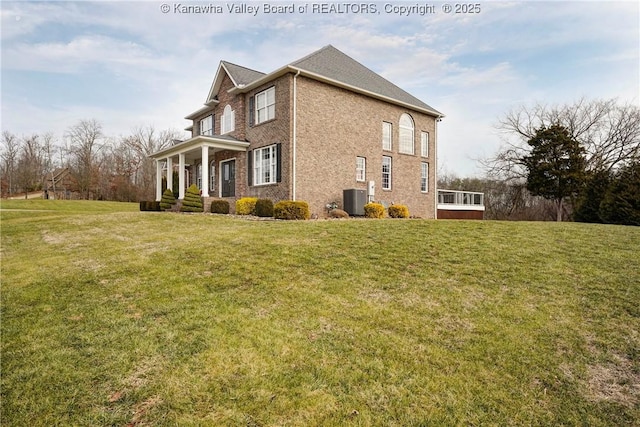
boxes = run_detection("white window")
[254,144,277,185]
[421,162,429,192]
[356,157,366,182]
[421,132,429,157]
[382,122,392,151]
[210,162,215,191]
[255,87,275,124]
[399,113,415,154]
[197,163,203,189]
[382,156,392,190]
[221,105,235,134]
[200,115,213,136]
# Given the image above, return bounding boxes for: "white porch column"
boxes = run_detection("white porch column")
[201,146,209,197]
[155,160,163,201]
[178,153,186,200]
[166,157,173,192]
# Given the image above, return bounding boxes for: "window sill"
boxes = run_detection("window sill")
[252,118,276,127]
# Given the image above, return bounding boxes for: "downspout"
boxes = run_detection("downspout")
[292,69,301,201]
[434,116,441,219]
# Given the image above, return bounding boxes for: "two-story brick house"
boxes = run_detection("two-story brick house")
[151,45,443,217]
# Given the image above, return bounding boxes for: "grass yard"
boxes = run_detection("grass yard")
[1,200,639,426]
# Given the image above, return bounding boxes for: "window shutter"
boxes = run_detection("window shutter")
[247,150,253,186]
[249,96,255,127]
[276,143,282,183]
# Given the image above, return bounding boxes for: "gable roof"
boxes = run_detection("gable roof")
[222,61,266,87]
[205,61,265,103]
[290,45,441,116]
[195,45,443,118]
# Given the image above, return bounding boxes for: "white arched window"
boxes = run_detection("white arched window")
[399,113,415,154]
[221,105,235,134]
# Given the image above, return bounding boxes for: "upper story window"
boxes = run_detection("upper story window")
[200,115,213,136]
[421,132,429,157]
[382,122,392,151]
[399,113,415,155]
[255,87,275,124]
[221,105,235,134]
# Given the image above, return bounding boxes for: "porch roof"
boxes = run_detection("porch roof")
[150,135,249,160]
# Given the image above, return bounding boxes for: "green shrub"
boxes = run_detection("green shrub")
[236,197,258,215]
[364,202,385,218]
[139,201,161,211]
[159,188,177,210]
[388,204,410,218]
[255,198,274,217]
[210,199,230,214]
[273,200,310,220]
[180,184,203,213]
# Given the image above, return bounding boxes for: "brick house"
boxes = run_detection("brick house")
[151,45,443,217]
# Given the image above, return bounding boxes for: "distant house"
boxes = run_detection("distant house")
[151,45,444,217]
[44,167,78,200]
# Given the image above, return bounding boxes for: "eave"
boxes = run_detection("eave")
[149,135,250,160]
[227,65,445,119]
[184,104,217,120]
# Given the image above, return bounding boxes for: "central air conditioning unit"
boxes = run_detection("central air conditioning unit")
[343,189,366,216]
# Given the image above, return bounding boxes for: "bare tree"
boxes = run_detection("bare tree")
[65,119,105,199]
[1,131,20,197]
[485,98,640,179]
[122,125,182,200]
[16,134,45,198]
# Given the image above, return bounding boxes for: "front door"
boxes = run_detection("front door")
[221,159,235,197]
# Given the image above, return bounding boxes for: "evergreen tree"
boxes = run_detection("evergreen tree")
[159,188,176,210]
[573,169,612,223]
[599,160,640,226]
[180,184,203,212]
[523,124,587,221]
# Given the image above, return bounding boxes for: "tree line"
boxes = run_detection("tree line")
[3,98,638,224]
[457,98,639,225]
[1,120,182,202]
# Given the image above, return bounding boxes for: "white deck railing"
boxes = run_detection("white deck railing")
[437,189,485,211]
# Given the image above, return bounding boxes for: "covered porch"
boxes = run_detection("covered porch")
[150,135,249,201]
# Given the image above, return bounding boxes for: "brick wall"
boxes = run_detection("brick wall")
[243,74,293,202]
[294,76,437,218]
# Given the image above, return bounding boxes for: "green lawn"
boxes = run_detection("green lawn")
[1,200,639,426]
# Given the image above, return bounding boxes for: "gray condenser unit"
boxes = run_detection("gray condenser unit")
[343,189,367,216]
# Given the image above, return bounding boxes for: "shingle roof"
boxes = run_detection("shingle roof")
[221,61,265,87]
[289,45,442,116]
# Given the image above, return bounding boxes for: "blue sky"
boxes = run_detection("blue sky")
[1,1,638,176]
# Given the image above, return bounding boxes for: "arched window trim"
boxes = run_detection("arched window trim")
[221,104,235,134]
[399,113,415,155]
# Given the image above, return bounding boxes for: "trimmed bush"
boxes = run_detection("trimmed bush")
[236,197,258,215]
[139,201,161,212]
[274,200,310,220]
[388,204,410,218]
[255,198,274,217]
[364,202,385,218]
[180,184,203,213]
[159,188,177,210]
[210,199,230,214]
